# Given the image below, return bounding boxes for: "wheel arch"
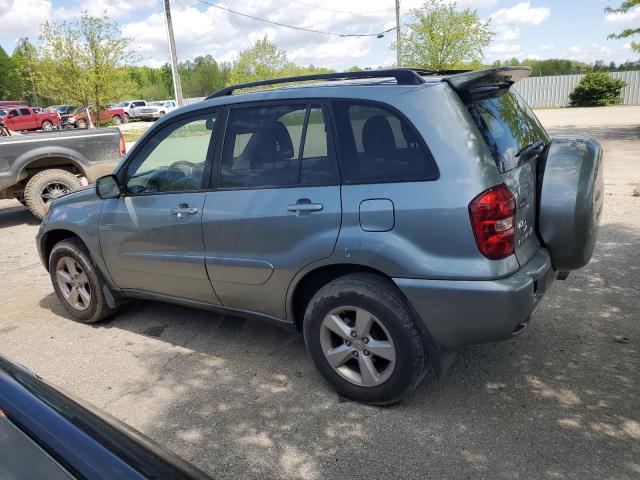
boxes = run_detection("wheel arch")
[40,229,85,272]
[287,262,453,376]
[18,152,87,182]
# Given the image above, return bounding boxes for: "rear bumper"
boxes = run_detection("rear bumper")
[394,249,556,351]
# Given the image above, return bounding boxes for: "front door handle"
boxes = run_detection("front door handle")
[287,199,323,216]
[170,203,198,219]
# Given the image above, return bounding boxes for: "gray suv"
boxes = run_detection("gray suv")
[37,68,603,404]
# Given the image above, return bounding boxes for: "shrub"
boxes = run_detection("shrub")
[569,71,626,107]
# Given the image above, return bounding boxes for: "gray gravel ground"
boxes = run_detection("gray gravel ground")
[1,106,639,479]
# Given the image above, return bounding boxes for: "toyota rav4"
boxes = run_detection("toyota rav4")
[36,68,603,404]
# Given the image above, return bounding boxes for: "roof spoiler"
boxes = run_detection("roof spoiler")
[444,67,531,101]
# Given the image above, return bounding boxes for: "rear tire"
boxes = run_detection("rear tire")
[113,115,122,125]
[76,119,87,129]
[24,169,82,219]
[49,238,116,323]
[303,273,427,405]
[124,113,130,123]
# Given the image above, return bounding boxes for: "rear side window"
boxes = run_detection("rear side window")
[468,91,549,173]
[332,100,438,183]
[220,103,338,188]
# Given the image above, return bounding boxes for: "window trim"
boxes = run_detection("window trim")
[116,108,220,197]
[330,98,440,185]
[212,99,341,191]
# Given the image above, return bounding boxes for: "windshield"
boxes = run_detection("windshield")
[468,91,549,173]
[149,101,163,106]
[73,107,86,114]
[115,101,129,107]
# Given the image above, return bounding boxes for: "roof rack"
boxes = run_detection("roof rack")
[206,68,469,99]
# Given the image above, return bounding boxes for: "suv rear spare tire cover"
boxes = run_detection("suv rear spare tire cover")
[538,136,604,270]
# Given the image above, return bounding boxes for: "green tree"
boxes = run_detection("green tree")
[180,55,224,97]
[569,71,626,106]
[607,0,640,53]
[11,40,40,104]
[229,36,291,84]
[38,13,137,121]
[0,46,23,100]
[393,0,493,69]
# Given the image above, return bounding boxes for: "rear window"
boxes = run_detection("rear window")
[332,100,438,183]
[468,91,548,173]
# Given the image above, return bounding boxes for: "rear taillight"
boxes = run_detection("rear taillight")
[119,134,126,156]
[469,184,516,260]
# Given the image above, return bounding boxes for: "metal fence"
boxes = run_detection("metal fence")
[183,71,640,108]
[514,70,640,108]
[183,96,205,106]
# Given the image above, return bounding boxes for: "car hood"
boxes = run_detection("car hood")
[51,184,96,207]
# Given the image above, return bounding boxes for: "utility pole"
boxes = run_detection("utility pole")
[395,0,401,67]
[163,0,184,107]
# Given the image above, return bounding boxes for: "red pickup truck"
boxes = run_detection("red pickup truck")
[2,107,60,131]
[63,106,127,128]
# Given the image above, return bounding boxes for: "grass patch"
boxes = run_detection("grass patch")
[122,131,146,142]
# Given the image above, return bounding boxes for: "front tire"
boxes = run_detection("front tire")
[303,273,427,405]
[49,238,116,323]
[76,118,87,129]
[41,121,53,131]
[24,169,82,219]
[113,115,122,125]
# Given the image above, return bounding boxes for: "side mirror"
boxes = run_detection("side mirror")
[205,118,216,130]
[96,174,121,199]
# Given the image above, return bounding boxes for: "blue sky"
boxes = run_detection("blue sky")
[0,1,638,69]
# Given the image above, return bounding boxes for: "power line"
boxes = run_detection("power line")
[195,0,396,37]
[287,0,394,15]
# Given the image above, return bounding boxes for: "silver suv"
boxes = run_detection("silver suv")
[37,68,603,404]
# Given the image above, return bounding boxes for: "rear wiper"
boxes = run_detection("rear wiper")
[515,140,545,160]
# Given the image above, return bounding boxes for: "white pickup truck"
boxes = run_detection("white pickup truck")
[136,100,177,121]
[113,100,147,122]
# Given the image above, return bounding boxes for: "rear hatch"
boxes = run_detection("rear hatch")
[446,68,548,266]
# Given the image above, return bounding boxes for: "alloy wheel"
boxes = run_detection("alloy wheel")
[319,306,396,387]
[41,182,71,204]
[55,256,91,311]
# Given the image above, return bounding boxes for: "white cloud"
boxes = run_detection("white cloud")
[496,27,520,41]
[489,2,551,26]
[540,43,555,50]
[564,43,614,62]
[488,43,523,54]
[121,0,398,69]
[0,0,52,38]
[605,5,640,23]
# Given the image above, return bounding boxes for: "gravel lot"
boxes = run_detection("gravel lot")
[1,106,639,479]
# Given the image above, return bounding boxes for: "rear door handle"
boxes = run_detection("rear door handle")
[170,204,198,219]
[287,203,323,212]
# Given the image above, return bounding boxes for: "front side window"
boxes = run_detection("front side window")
[125,112,217,194]
[19,108,31,116]
[332,101,438,183]
[220,103,337,188]
[468,91,549,173]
